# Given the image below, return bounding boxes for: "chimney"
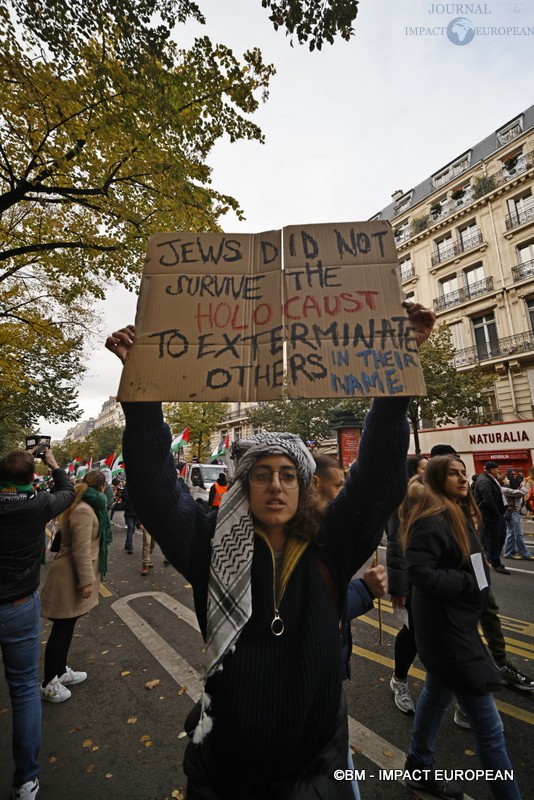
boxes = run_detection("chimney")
[391,190,404,201]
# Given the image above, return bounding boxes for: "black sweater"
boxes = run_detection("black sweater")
[0,469,75,603]
[122,398,409,796]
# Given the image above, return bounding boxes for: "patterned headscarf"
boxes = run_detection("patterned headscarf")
[193,432,315,743]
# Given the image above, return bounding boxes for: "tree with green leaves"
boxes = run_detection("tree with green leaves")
[164,402,229,461]
[46,424,123,468]
[0,1,274,435]
[409,323,493,453]
[246,398,368,443]
[1,0,361,436]
[8,0,360,56]
[0,305,84,443]
[81,425,124,463]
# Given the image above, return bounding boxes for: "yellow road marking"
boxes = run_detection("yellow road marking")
[377,598,534,635]
[361,612,534,661]
[352,616,534,725]
[351,644,534,725]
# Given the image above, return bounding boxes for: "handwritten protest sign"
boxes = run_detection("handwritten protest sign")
[283,220,426,399]
[117,222,427,402]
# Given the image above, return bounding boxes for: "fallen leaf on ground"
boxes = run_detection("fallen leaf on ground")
[106,773,113,779]
[127,717,138,724]
[171,791,185,799]
[49,756,57,763]
[178,731,187,739]
[69,726,83,734]
[82,740,93,748]
[101,650,109,654]
[140,734,151,742]
[121,671,130,677]
[177,687,187,695]
[184,584,192,589]
[92,745,99,752]
[144,740,153,747]
[382,750,394,758]
[465,749,476,756]
[145,679,161,690]
[85,764,96,773]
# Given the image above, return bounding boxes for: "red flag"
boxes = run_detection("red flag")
[104,452,116,468]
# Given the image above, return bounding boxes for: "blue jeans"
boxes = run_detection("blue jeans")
[503,511,530,558]
[348,750,361,800]
[125,514,136,550]
[409,672,521,800]
[0,591,41,787]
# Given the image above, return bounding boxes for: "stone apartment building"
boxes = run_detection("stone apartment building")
[373,104,534,474]
[216,106,534,475]
[64,396,124,442]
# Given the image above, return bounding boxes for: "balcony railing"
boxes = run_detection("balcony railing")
[431,243,454,266]
[480,410,504,422]
[431,229,484,266]
[433,276,494,312]
[505,203,534,230]
[394,229,411,245]
[512,258,534,282]
[400,264,416,282]
[394,149,534,248]
[453,329,534,367]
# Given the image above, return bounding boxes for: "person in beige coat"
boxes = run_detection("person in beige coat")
[40,470,112,703]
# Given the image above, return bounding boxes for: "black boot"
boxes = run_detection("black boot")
[404,755,464,800]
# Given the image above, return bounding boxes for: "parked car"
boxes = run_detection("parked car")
[182,463,229,506]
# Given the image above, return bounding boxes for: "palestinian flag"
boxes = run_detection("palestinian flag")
[111,452,125,476]
[76,457,92,479]
[103,452,116,468]
[93,453,116,471]
[211,434,230,460]
[171,427,191,453]
[67,457,80,475]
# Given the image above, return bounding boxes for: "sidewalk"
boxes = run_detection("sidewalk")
[0,524,193,800]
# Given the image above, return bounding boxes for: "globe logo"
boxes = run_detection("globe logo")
[446,17,476,46]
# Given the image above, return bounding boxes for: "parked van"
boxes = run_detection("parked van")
[182,463,229,506]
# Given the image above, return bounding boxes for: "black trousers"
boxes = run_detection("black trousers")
[43,616,79,686]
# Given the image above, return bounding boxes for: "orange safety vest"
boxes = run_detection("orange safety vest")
[211,482,228,507]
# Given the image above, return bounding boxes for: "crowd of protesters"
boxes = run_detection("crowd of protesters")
[1,301,532,800]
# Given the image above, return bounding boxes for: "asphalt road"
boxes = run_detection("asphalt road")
[1,517,532,800]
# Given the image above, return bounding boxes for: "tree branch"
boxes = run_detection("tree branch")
[0,240,117,262]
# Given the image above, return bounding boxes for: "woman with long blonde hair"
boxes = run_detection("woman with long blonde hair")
[40,471,112,703]
[400,455,521,800]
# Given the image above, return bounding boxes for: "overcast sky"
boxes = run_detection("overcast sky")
[39,0,534,440]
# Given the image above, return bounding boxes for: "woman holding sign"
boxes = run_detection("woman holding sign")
[400,456,521,800]
[106,303,435,800]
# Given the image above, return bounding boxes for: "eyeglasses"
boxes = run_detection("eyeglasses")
[248,466,299,489]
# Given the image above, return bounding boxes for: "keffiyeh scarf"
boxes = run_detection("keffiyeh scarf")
[193,432,315,743]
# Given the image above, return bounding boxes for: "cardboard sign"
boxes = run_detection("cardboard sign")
[283,221,426,399]
[118,222,427,402]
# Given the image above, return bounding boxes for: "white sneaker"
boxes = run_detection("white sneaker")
[453,704,471,729]
[12,779,39,800]
[390,675,415,713]
[59,666,87,685]
[40,677,71,703]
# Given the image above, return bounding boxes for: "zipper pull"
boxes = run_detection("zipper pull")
[271,611,284,636]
